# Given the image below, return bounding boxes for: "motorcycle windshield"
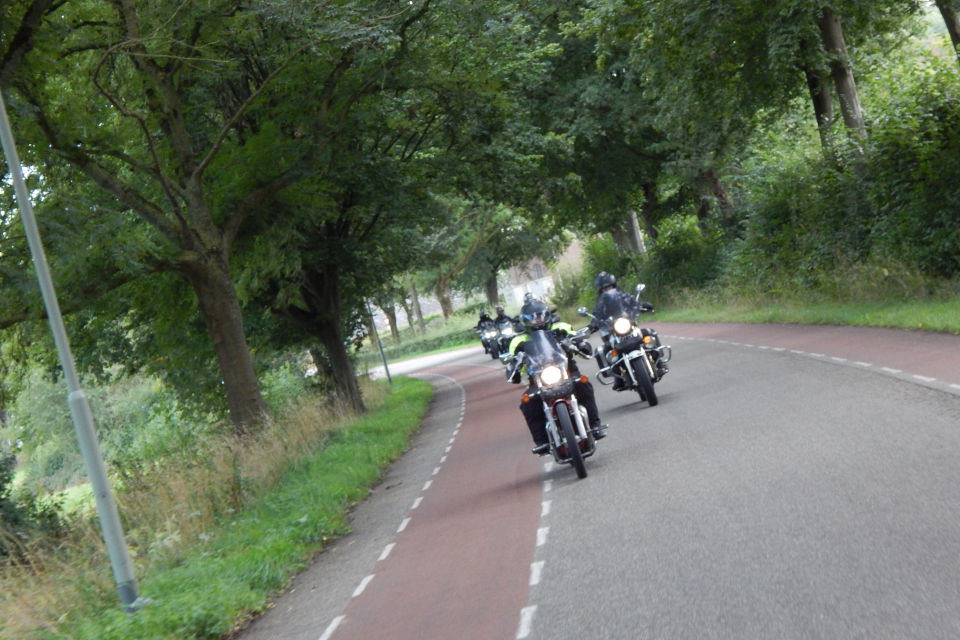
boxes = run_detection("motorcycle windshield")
[523,330,567,372]
[596,290,637,320]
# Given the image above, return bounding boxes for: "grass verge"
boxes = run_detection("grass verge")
[13,376,432,640]
[655,297,960,334]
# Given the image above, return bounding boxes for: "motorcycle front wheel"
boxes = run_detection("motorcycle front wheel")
[632,356,658,406]
[489,343,500,359]
[556,405,587,479]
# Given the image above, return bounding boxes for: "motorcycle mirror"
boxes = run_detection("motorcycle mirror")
[577,306,588,315]
[635,283,646,294]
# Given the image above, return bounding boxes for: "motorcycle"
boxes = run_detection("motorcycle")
[502,326,597,479]
[476,319,501,359]
[579,284,672,406]
[493,317,522,360]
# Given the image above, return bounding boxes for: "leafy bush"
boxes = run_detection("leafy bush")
[644,214,724,290]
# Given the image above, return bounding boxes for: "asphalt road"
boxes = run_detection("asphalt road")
[239,323,960,640]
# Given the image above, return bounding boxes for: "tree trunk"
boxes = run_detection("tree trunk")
[818,7,866,139]
[629,210,646,254]
[434,278,454,319]
[804,64,835,151]
[383,304,401,342]
[484,273,499,307]
[181,255,267,435]
[315,315,366,414]
[407,275,426,333]
[286,266,366,414]
[639,182,659,240]
[935,0,960,65]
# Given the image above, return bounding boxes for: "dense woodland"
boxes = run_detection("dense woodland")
[1,0,959,552]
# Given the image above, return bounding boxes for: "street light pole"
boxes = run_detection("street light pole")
[0,92,141,611]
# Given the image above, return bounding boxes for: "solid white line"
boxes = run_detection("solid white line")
[537,527,549,546]
[913,374,937,383]
[529,560,545,586]
[422,480,432,492]
[517,605,537,639]
[318,615,344,640]
[411,496,423,510]
[353,574,374,597]
[541,500,551,517]
[378,543,395,562]
[397,517,411,533]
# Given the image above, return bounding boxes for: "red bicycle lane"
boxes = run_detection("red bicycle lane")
[328,363,543,640]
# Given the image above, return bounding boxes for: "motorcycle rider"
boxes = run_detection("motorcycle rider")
[507,297,607,455]
[494,305,518,325]
[475,311,496,353]
[588,272,667,386]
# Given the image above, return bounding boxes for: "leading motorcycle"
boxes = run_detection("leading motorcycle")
[503,326,597,479]
[579,284,671,406]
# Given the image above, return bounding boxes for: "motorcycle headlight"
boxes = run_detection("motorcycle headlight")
[484,330,498,338]
[540,365,565,386]
[501,327,515,336]
[613,317,633,335]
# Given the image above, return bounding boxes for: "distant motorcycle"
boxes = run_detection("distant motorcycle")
[476,319,500,359]
[493,317,522,359]
[503,326,597,478]
[579,284,671,406]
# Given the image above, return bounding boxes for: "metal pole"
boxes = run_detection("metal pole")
[367,301,392,384]
[0,92,141,611]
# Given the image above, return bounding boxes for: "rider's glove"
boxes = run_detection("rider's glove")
[640,302,655,312]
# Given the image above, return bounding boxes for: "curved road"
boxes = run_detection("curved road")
[240,322,960,640]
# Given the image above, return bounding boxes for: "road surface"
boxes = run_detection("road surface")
[239,322,960,640]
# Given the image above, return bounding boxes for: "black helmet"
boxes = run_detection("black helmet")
[495,305,505,315]
[520,299,551,331]
[479,312,491,321]
[594,271,616,292]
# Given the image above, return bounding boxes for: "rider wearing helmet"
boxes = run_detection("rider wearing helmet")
[494,304,518,324]
[587,272,664,386]
[507,298,606,454]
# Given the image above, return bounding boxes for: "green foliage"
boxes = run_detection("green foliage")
[57,377,433,640]
[644,215,724,289]
[0,451,64,559]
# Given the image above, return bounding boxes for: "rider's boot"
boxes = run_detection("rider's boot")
[531,442,550,455]
[591,423,607,440]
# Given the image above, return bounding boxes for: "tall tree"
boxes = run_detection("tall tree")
[5,0,430,432]
[934,0,960,64]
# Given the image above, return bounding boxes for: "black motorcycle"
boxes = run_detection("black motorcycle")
[503,327,597,479]
[493,317,522,359]
[476,319,501,359]
[579,284,671,406]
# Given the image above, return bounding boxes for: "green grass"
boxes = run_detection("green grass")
[655,297,960,334]
[53,376,433,640]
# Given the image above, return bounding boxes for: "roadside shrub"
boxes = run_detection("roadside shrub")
[644,214,724,290]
